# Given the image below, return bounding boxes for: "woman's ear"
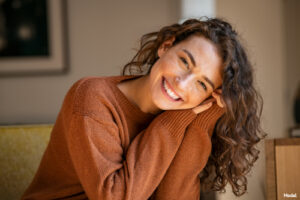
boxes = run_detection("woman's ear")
[157,36,175,58]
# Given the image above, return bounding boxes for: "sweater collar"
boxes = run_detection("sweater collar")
[107,75,156,123]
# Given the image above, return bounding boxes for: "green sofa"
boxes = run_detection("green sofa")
[0,124,53,200]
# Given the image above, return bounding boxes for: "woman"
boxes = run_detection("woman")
[22,17,265,200]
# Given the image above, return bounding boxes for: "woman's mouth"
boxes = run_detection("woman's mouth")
[161,77,183,102]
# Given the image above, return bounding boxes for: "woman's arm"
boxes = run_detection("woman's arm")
[149,103,225,200]
[64,101,198,200]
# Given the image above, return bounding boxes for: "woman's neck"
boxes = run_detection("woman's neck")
[117,75,161,115]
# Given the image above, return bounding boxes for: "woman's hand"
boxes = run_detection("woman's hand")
[192,89,225,114]
[192,97,215,114]
[211,88,225,108]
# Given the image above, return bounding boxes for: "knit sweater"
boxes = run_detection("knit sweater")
[21,75,225,200]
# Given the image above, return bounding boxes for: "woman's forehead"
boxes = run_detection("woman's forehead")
[176,35,221,67]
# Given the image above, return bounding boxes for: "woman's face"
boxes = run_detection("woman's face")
[148,34,223,111]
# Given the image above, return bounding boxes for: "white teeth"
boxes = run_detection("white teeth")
[163,79,180,100]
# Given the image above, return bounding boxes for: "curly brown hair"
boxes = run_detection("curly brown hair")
[122,17,267,196]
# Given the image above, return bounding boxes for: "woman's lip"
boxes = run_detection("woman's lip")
[163,77,182,99]
[161,77,183,101]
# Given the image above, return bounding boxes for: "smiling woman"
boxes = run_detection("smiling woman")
[121,17,267,197]
[21,17,266,200]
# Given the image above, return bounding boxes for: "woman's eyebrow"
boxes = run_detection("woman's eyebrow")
[182,49,196,67]
[202,75,215,90]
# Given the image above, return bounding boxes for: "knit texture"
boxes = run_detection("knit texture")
[21,75,225,200]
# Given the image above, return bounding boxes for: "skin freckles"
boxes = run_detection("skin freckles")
[117,35,224,115]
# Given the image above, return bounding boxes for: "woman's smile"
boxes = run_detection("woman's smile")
[161,76,183,102]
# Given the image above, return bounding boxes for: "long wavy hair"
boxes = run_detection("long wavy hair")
[122,17,267,196]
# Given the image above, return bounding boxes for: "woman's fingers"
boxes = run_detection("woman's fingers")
[212,91,225,108]
[192,98,215,114]
[215,88,222,95]
[211,92,221,107]
[192,102,213,114]
[192,89,225,114]
[200,97,215,105]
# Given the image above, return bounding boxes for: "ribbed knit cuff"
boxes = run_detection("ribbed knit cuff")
[158,109,197,139]
[190,103,225,131]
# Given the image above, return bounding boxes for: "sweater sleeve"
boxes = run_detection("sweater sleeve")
[149,103,225,200]
[64,103,197,200]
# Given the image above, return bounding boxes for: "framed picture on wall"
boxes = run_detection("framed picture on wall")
[0,0,69,77]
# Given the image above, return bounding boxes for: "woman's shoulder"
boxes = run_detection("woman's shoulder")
[65,76,109,104]
[64,75,140,116]
[67,76,116,109]
[70,75,140,92]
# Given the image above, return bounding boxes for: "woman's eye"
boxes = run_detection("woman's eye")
[180,57,189,69]
[198,81,207,91]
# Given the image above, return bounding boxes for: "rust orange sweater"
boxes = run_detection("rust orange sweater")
[21,75,225,200]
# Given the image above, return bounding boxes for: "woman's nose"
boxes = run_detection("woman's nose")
[175,73,195,90]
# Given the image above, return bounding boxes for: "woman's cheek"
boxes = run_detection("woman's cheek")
[192,90,208,106]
